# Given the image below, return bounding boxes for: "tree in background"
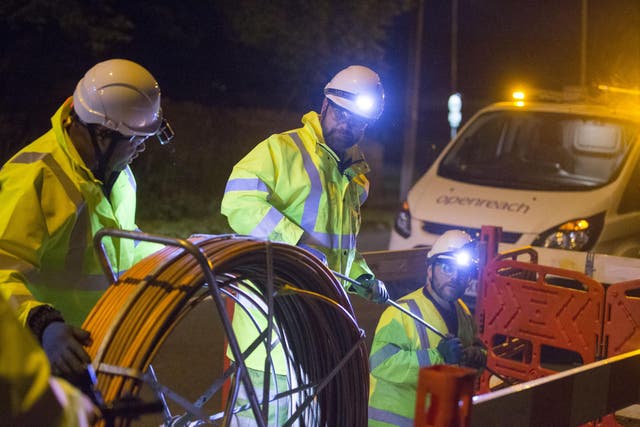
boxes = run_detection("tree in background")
[218,0,413,108]
[0,0,414,163]
[0,1,133,162]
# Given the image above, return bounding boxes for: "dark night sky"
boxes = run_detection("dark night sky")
[417,1,637,105]
[1,1,639,168]
[398,0,640,169]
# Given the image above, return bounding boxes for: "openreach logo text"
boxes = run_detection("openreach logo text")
[436,195,530,214]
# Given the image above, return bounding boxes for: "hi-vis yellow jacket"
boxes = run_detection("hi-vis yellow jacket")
[368,288,477,427]
[221,111,373,281]
[221,111,375,374]
[0,294,90,426]
[0,98,158,327]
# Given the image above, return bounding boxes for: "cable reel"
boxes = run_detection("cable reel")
[83,230,370,426]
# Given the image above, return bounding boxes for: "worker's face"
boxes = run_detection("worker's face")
[427,260,472,302]
[111,135,148,170]
[321,99,369,156]
[96,129,148,172]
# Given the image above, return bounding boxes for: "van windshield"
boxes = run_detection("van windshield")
[438,111,639,191]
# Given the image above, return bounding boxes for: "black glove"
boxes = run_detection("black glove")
[352,274,389,304]
[437,334,463,364]
[42,321,93,379]
[461,345,487,370]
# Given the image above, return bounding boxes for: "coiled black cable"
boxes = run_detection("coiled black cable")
[84,234,369,426]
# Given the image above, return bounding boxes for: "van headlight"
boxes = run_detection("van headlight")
[531,212,605,251]
[394,200,412,238]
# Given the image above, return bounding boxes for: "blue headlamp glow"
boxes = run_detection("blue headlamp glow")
[430,244,479,278]
[453,250,472,267]
[355,94,374,112]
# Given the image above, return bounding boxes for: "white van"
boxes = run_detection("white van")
[389,95,640,258]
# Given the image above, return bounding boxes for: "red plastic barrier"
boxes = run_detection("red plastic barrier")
[413,365,476,427]
[478,255,605,390]
[604,279,640,357]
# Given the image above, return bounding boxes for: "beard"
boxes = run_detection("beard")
[431,276,467,302]
[324,127,358,157]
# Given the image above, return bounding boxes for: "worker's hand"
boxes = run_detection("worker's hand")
[461,345,487,370]
[352,274,389,304]
[298,243,328,265]
[42,321,92,379]
[437,334,463,364]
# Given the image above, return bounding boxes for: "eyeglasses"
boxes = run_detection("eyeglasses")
[94,118,174,145]
[435,259,478,278]
[328,101,370,129]
[97,128,149,145]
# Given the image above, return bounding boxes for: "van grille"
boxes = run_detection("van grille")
[421,222,522,244]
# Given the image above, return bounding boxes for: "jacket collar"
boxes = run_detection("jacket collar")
[51,97,100,184]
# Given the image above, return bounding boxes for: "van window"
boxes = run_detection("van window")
[439,111,639,191]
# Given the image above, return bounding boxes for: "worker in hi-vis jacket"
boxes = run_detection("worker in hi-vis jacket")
[368,230,487,427]
[0,59,174,383]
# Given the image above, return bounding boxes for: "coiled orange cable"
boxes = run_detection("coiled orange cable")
[83,233,369,426]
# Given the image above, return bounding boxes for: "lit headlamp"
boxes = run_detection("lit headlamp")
[324,88,378,115]
[453,250,473,267]
[429,243,479,277]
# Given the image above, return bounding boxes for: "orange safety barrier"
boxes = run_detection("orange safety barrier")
[477,250,605,390]
[604,279,640,357]
[413,365,476,427]
[474,227,628,427]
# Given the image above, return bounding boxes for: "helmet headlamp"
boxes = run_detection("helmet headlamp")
[355,94,374,112]
[430,244,479,278]
[453,250,472,267]
[323,64,385,121]
[324,88,378,115]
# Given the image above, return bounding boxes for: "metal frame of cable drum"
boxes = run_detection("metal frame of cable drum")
[83,229,370,426]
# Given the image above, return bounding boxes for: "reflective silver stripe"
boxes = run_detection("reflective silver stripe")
[225,178,269,193]
[65,201,89,272]
[404,299,431,350]
[11,152,83,209]
[25,270,111,291]
[359,186,368,205]
[308,231,332,247]
[289,133,357,250]
[289,133,322,233]
[368,407,414,427]
[133,227,143,247]
[370,343,401,371]
[0,253,37,274]
[417,349,432,367]
[251,205,284,238]
[124,167,136,191]
[303,231,355,250]
[342,231,355,250]
[11,152,48,164]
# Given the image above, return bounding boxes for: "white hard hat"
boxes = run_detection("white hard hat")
[427,230,475,262]
[73,59,172,143]
[324,65,385,121]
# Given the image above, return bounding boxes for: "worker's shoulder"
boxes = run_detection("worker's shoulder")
[397,287,426,304]
[2,131,73,177]
[259,128,311,151]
